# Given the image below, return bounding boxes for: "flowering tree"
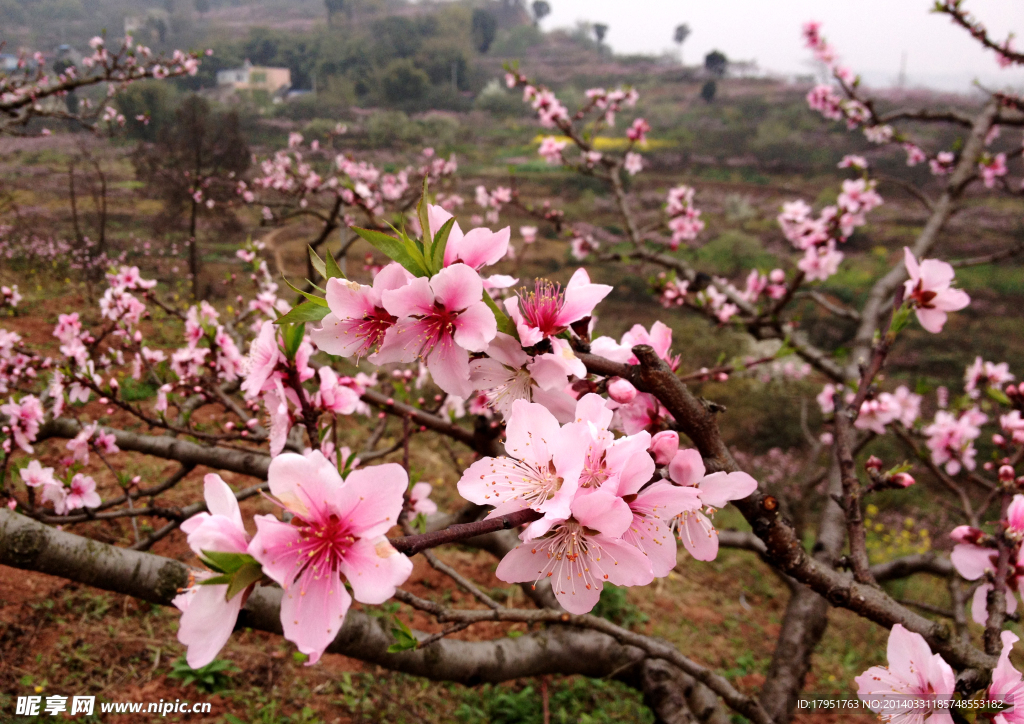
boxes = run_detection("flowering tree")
[3,5,1024,723]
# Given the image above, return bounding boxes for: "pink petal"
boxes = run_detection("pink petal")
[333,463,407,539]
[668,449,706,487]
[697,471,758,509]
[373,262,415,293]
[679,511,718,561]
[452,301,497,352]
[972,583,993,625]
[885,623,938,685]
[429,263,483,313]
[182,514,249,559]
[531,386,577,424]
[175,583,243,669]
[950,543,996,580]
[903,247,920,280]
[203,474,244,530]
[573,392,614,429]
[447,226,509,269]
[426,339,473,398]
[280,566,352,665]
[249,515,305,589]
[605,443,654,498]
[600,535,656,588]
[324,277,376,320]
[571,489,632,537]
[915,307,948,333]
[485,332,529,368]
[266,451,342,522]
[427,204,458,241]
[338,537,413,604]
[557,270,613,327]
[505,399,561,466]
[381,276,434,318]
[934,288,970,313]
[918,258,956,290]
[310,315,373,358]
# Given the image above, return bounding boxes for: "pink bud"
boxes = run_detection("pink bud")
[769,268,786,284]
[109,378,119,388]
[999,465,1016,483]
[865,455,883,472]
[240,430,248,437]
[131,476,141,484]
[984,461,995,471]
[715,372,729,381]
[994,434,1007,447]
[649,431,679,466]
[106,407,114,415]
[99,397,109,405]
[892,472,915,487]
[607,377,637,404]
[950,525,983,543]
[224,421,235,431]
[134,330,143,342]
[246,418,258,429]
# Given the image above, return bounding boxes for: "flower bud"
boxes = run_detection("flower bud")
[984,461,995,471]
[649,431,679,466]
[865,455,883,472]
[999,465,1016,483]
[891,472,915,487]
[950,525,984,544]
[607,377,638,404]
[994,434,1007,447]
[246,418,258,429]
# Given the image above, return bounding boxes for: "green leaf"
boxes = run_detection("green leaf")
[889,302,913,335]
[352,227,428,277]
[225,561,263,601]
[482,290,516,337]
[324,248,346,280]
[987,386,1012,406]
[200,550,259,575]
[308,245,327,279]
[281,275,328,306]
[198,573,233,586]
[416,175,431,246]
[282,322,306,360]
[388,617,418,653]
[274,302,330,326]
[428,216,456,275]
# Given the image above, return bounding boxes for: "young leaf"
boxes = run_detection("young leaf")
[324,248,346,280]
[200,550,259,576]
[482,289,516,337]
[308,245,327,279]
[274,302,330,326]
[388,617,418,653]
[986,386,1012,406]
[416,175,431,246]
[428,216,456,275]
[351,227,428,277]
[225,561,264,601]
[280,275,328,307]
[282,322,306,360]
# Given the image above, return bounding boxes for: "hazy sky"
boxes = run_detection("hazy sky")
[539,0,1024,91]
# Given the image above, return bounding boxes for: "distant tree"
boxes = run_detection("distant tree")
[593,23,608,45]
[700,79,717,103]
[674,23,690,63]
[380,58,430,104]
[194,0,209,15]
[131,95,249,299]
[472,9,498,53]
[324,0,345,27]
[705,49,727,77]
[531,0,550,25]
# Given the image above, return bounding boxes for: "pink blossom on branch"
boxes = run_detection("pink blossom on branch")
[504,269,612,347]
[375,263,497,398]
[249,453,412,664]
[174,474,253,669]
[854,624,955,722]
[902,247,970,334]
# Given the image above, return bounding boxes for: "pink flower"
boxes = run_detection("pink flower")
[1002,411,1024,445]
[989,631,1024,724]
[798,241,843,282]
[505,269,612,347]
[965,356,1014,399]
[65,473,101,511]
[607,377,637,404]
[1,395,44,453]
[174,474,252,669]
[458,398,587,539]
[249,452,412,664]
[623,152,644,176]
[66,422,98,464]
[902,248,970,334]
[313,367,360,415]
[924,408,987,475]
[949,540,1017,625]
[622,481,702,577]
[495,489,653,614]
[626,117,650,143]
[520,226,537,244]
[427,205,510,271]
[854,624,955,722]
[41,482,69,514]
[538,136,567,164]
[376,264,497,398]
[408,482,437,516]
[469,332,578,423]
[241,321,282,398]
[19,460,56,488]
[668,449,758,561]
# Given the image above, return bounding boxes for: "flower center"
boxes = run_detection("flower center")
[518,280,565,337]
[294,513,356,578]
